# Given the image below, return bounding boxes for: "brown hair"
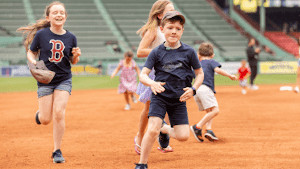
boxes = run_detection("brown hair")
[124,51,134,58]
[198,42,214,57]
[17,1,66,51]
[136,0,172,37]
[161,16,185,27]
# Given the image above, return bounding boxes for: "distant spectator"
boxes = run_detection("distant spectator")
[96,61,102,75]
[246,38,260,90]
[294,37,300,93]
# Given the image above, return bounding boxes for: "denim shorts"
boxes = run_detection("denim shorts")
[37,78,72,98]
[149,94,189,127]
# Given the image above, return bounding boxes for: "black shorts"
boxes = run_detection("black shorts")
[149,94,189,127]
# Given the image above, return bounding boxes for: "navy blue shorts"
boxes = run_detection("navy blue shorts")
[149,94,189,127]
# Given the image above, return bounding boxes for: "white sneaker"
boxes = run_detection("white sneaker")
[242,89,247,94]
[132,95,138,103]
[250,85,259,90]
[294,86,299,93]
[124,104,130,110]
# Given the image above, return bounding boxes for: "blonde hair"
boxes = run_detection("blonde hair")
[17,1,66,51]
[198,42,214,57]
[136,0,172,37]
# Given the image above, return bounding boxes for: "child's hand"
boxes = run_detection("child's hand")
[179,87,193,102]
[150,81,165,95]
[230,75,238,80]
[72,47,81,58]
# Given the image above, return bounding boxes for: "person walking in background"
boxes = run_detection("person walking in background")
[17,1,81,163]
[135,11,204,169]
[134,0,175,155]
[246,38,260,90]
[294,37,300,93]
[111,51,140,110]
[238,60,251,94]
[190,42,237,143]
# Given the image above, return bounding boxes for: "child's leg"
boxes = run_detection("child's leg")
[196,106,219,129]
[124,91,130,105]
[52,90,69,152]
[205,119,212,130]
[161,124,189,141]
[139,117,162,164]
[38,94,54,125]
[136,101,150,146]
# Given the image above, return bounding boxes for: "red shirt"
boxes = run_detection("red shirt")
[238,67,250,80]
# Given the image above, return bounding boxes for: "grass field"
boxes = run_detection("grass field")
[0,74,296,93]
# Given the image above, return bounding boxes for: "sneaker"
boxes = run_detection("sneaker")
[52,149,65,163]
[241,89,247,95]
[250,85,259,90]
[158,132,169,149]
[294,86,299,93]
[124,104,131,110]
[132,95,138,103]
[135,163,148,169]
[35,111,41,125]
[204,130,219,142]
[190,125,203,142]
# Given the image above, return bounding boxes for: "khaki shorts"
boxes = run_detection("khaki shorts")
[194,85,218,111]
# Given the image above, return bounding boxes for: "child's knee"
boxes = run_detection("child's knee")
[147,128,160,137]
[176,133,189,142]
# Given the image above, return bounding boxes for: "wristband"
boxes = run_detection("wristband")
[191,86,196,96]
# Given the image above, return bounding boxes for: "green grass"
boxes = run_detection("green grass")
[0,74,296,93]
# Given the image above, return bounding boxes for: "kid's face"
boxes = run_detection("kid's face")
[161,21,184,45]
[125,56,132,61]
[47,5,67,27]
[158,3,175,20]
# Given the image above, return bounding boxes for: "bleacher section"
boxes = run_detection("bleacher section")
[0,0,28,64]
[264,32,299,57]
[29,0,121,62]
[101,0,204,51]
[173,0,275,61]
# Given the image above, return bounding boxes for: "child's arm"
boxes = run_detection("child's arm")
[71,47,81,64]
[179,68,204,102]
[140,67,165,95]
[214,67,237,80]
[110,64,121,79]
[27,49,38,65]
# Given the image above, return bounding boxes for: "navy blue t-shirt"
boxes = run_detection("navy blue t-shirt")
[30,27,77,86]
[201,59,221,93]
[144,42,201,98]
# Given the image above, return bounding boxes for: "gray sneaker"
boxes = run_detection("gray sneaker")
[52,149,65,163]
[204,130,219,142]
[190,125,203,142]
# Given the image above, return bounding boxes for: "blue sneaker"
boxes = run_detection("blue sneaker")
[204,130,219,142]
[190,125,203,142]
[35,111,41,125]
[52,149,65,163]
[135,163,148,169]
[158,131,169,149]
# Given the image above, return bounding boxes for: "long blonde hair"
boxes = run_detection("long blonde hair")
[17,1,67,51]
[136,0,172,37]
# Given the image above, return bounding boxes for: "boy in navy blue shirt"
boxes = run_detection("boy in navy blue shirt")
[135,11,204,169]
[190,42,237,143]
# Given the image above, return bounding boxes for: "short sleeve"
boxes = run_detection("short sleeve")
[211,60,221,69]
[190,49,201,69]
[30,32,40,52]
[144,49,156,69]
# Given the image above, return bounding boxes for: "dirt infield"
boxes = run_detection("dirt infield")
[1,84,300,169]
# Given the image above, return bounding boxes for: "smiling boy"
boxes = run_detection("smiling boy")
[135,11,204,169]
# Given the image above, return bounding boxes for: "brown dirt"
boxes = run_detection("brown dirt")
[1,84,300,169]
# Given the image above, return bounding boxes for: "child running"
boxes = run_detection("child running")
[190,42,237,143]
[135,0,175,154]
[111,51,140,110]
[17,1,81,163]
[238,60,251,94]
[135,11,204,169]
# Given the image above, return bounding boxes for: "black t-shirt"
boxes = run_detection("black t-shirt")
[246,46,259,65]
[30,27,77,86]
[144,42,201,98]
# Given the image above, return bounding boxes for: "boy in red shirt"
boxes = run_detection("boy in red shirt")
[238,60,251,94]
